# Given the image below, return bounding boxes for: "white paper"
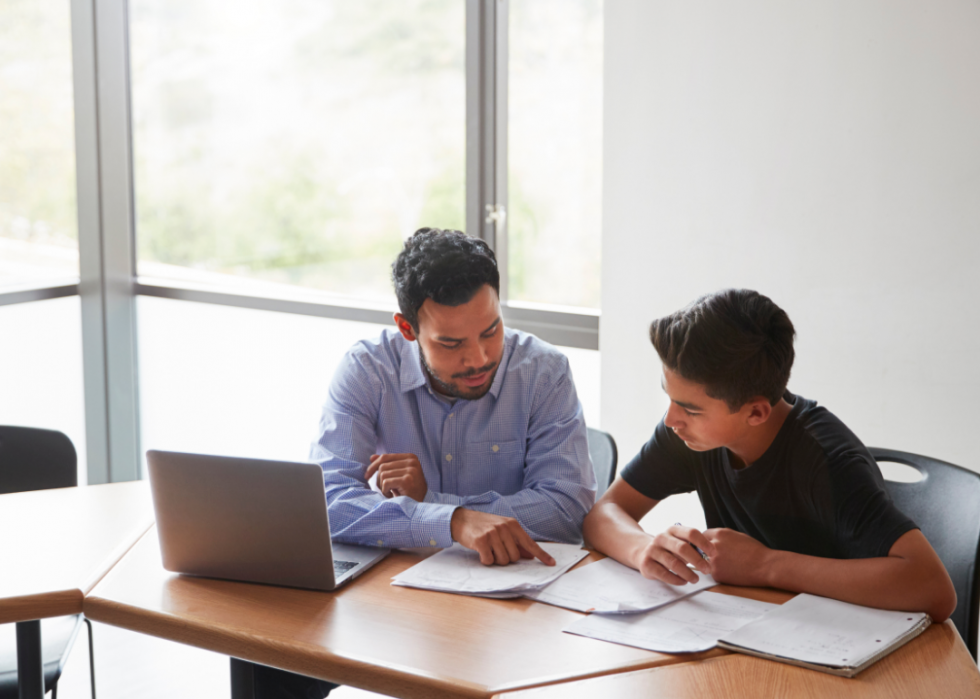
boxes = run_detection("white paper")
[525,557,717,613]
[564,592,778,653]
[719,593,930,667]
[391,542,588,595]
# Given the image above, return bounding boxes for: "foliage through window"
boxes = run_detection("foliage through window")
[131,0,466,303]
[0,0,78,288]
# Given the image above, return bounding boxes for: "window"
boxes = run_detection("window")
[137,297,389,460]
[137,297,599,459]
[131,0,465,304]
[0,0,603,483]
[0,1,83,481]
[0,0,78,289]
[508,0,602,309]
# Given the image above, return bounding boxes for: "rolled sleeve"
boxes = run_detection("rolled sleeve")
[312,347,455,548]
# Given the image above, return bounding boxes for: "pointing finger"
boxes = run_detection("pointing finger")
[513,527,554,566]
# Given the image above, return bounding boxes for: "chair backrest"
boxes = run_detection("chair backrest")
[587,427,618,499]
[0,425,77,495]
[870,447,980,658]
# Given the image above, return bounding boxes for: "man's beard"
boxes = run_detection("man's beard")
[418,345,498,400]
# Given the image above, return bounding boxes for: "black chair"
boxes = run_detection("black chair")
[870,447,980,659]
[587,427,618,499]
[0,425,97,699]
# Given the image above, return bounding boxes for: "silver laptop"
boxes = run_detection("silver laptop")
[146,450,389,591]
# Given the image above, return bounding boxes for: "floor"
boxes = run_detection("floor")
[53,620,380,699]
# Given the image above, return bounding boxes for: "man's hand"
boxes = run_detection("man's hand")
[633,524,714,585]
[364,453,428,501]
[703,527,774,587]
[450,508,556,567]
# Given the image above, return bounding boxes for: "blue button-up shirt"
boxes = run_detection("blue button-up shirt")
[310,327,596,549]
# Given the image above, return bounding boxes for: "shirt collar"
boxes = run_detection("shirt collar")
[485,331,514,399]
[398,338,428,393]
[396,328,515,400]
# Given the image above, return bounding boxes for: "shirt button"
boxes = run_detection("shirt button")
[492,445,500,453]
[377,539,384,546]
[448,413,454,418]
[446,454,453,461]
[429,539,438,547]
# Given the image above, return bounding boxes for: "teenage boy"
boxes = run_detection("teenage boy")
[584,289,956,621]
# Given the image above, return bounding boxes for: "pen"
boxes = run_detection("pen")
[674,522,710,562]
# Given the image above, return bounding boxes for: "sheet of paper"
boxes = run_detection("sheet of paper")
[564,592,778,653]
[719,593,931,667]
[525,557,717,613]
[391,542,588,595]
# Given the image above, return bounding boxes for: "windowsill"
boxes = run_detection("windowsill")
[137,265,600,350]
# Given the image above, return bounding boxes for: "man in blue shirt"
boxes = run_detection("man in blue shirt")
[312,227,596,565]
[256,228,595,698]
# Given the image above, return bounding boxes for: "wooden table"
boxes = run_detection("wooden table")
[491,619,980,698]
[80,525,980,699]
[83,532,728,699]
[0,481,154,699]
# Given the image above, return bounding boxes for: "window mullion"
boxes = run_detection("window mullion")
[466,0,509,302]
[71,0,142,484]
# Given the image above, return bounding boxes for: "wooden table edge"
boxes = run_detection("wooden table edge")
[0,590,83,625]
[486,656,714,699]
[79,521,155,595]
[486,647,728,696]
[0,480,153,625]
[82,591,493,699]
[0,521,150,624]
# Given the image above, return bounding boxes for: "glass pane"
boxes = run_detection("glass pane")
[138,297,600,465]
[0,297,87,484]
[137,296,390,462]
[508,0,602,309]
[0,0,79,289]
[130,0,465,304]
[562,345,600,429]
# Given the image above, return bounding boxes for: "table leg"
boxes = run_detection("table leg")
[230,658,255,699]
[15,620,44,699]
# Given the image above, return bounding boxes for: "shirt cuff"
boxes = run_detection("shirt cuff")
[409,502,458,548]
[423,490,466,506]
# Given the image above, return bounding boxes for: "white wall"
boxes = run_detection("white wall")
[602,1,980,475]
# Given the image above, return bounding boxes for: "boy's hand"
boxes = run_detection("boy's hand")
[633,524,714,585]
[704,528,774,587]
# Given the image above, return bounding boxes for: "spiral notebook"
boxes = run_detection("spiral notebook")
[717,593,932,678]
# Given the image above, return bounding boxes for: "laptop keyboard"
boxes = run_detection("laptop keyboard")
[334,559,358,577]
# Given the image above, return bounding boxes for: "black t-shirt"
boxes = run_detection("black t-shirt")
[621,393,917,559]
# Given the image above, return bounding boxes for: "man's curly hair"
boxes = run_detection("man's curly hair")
[392,228,500,330]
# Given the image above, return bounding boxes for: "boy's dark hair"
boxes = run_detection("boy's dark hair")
[392,227,500,330]
[650,289,795,411]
